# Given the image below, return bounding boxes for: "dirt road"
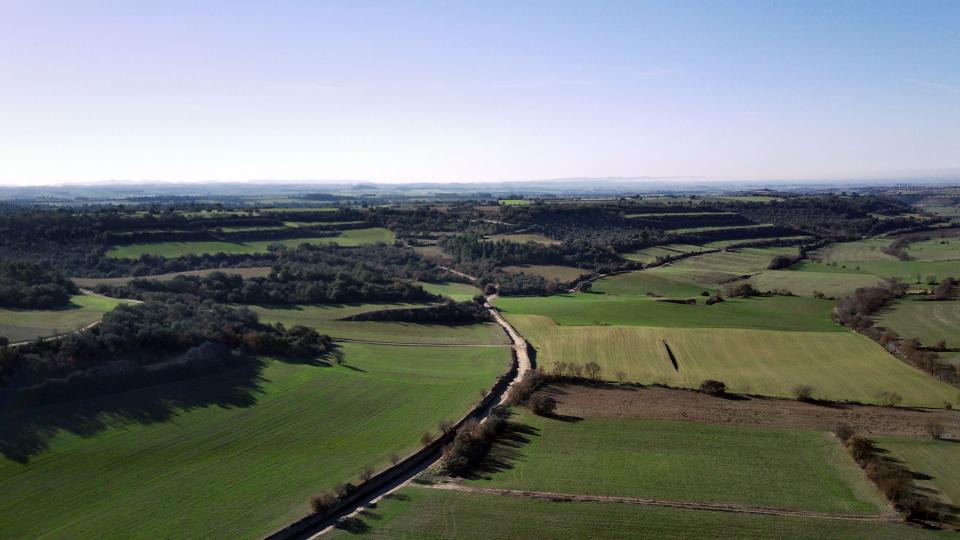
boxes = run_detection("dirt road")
[269,294,531,540]
[423,484,902,523]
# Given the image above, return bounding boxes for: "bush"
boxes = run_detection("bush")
[358,466,374,482]
[833,423,855,443]
[420,431,434,445]
[437,419,454,434]
[846,436,876,464]
[925,421,944,440]
[310,491,338,515]
[875,391,903,407]
[723,283,759,298]
[528,391,557,416]
[699,379,726,395]
[791,384,814,401]
[334,482,356,499]
[389,453,400,465]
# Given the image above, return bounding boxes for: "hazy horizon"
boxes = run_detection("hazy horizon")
[2,1,959,185]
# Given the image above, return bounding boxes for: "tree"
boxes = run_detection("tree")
[420,431,434,445]
[615,370,626,383]
[358,466,374,482]
[833,423,855,443]
[699,380,726,395]
[310,491,338,514]
[925,421,944,440]
[875,391,903,407]
[528,391,557,416]
[584,362,601,380]
[791,384,814,402]
[575,281,592,292]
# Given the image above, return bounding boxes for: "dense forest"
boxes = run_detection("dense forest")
[0,261,78,309]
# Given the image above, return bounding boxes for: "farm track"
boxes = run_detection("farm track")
[6,289,140,348]
[270,294,531,540]
[423,484,902,523]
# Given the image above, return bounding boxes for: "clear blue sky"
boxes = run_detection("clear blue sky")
[1,1,958,184]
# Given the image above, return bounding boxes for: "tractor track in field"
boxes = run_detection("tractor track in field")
[266,294,532,540]
[422,484,903,523]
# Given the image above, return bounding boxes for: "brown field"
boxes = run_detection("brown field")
[542,384,960,439]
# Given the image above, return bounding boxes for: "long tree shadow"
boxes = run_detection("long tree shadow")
[0,357,275,464]
[463,419,540,480]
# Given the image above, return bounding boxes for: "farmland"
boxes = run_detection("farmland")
[875,299,960,349]
[325,487,944,540]
[487,233,560,245]
[622,243,708,263]
[0,344,510,539]
[417,281,484,301]
[0,294,133,343]
[469,412,885,514]
[333,486,941,540]
[874,438,960,509]
[502,264,589,282]
[105,227,395,258]
[495,293,841,332]
[250,303,510,345]
[507,314,959,407]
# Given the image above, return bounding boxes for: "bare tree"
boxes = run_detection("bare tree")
[584,361,602,380]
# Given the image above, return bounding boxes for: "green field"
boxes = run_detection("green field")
[794,259,960,284]
[701,236,810,249]
[250,303,509,345]
[72,267,273,288]
[495,293,840,332]
[0,344,510,539]
[502,264,589,282]
[622,243,708,264]
[498,199,531,205]
[507,315,959,407]
[106,228,396,258]
[328,486,942,540]
[748,270,883,297]
[812,240,898,263]
[875,299,960,348]
[106,240,261,258]
[0,294,133,343]
[469,412,884,513]
[488,233,560,245]
[417,281,484,301]
[594,269,712,297]
[625,212,737,218]
[875,437,960,508]
[671,223,774,234]
[905,238,960,261]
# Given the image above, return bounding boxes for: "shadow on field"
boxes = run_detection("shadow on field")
[464,420,540,480]
[0,353,333,464]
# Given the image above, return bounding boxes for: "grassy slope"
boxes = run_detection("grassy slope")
[795,260,960,283]
[250,303,509,345]
[875,299,960,348]
[621,244,708,264]
[106,228,395,258]
[748,270,883,298]
[508,315,959,407]
[327,486,944,540]
[0,344,510,539]
[874,437,960,506]
[502,264,588,282]
[905,238,960,261]
[417,281,484,301]
[813,240,898,263]
[0,294,133,342]
[495,293,841,333]
[470,412,884,513]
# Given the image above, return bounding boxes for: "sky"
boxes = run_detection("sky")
[1,0,958,185]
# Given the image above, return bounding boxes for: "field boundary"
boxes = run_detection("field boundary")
[422,484,903,523]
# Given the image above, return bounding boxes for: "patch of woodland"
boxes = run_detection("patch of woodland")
[0,261,78,309]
